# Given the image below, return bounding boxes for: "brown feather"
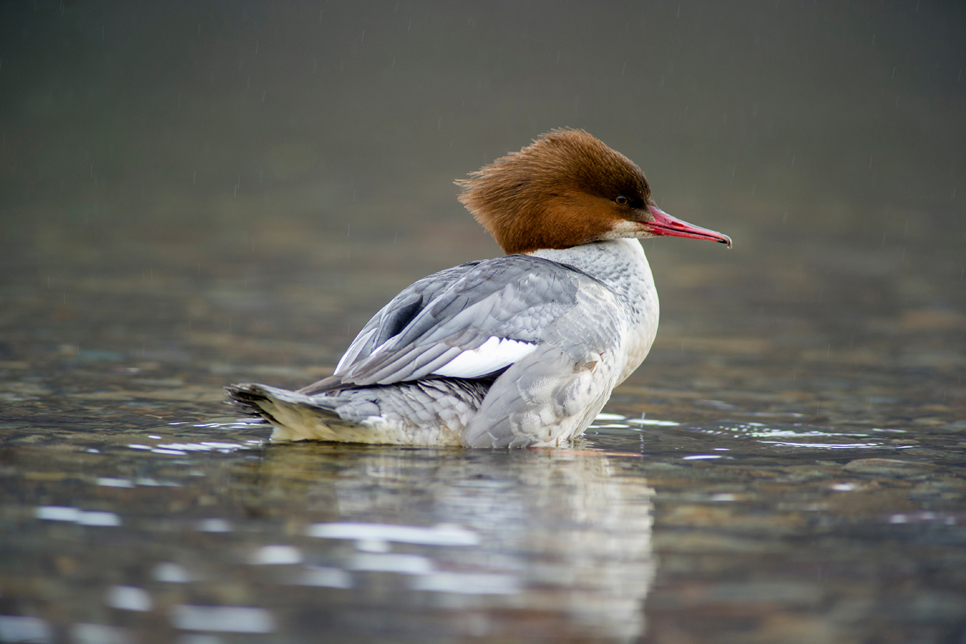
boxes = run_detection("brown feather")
[455,129,654,254]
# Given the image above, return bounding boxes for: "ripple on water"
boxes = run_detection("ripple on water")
[588,414,917,452]
[410,572,521,595]
[35,506,122,526]
[691,421,917,450]
[886,512,962,525]
[120,420,264,457]
[294,566,354,588]
[249,545,303,565]
[104,585,153,612]
[171,606,275,634]
[71,623,133,644]
[153,562,192,583]
[196,518,232,533]
[0,616,53,644]
[306,522,480,546]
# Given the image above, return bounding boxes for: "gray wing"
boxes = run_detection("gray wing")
[309,255,600,389]
[462,285,628,448]
[331,262,478,375]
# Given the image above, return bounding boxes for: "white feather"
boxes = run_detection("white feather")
[431,337,536,379]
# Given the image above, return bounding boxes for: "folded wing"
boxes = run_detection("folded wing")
[301,255,617,394]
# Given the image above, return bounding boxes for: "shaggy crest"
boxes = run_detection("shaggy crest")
[456,129,655,254]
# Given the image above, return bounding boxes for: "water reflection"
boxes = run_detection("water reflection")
[7,432,655,643]
[247,445,656,642]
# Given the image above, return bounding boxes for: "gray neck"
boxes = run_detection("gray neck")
[530,239,660,382]
[529,239,657,312]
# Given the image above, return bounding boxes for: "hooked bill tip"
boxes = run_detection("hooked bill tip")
[645,204,731,248]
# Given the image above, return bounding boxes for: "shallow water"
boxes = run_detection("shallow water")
[2,1,966,643]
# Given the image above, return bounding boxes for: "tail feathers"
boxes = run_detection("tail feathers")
[226,383,350,442]
[226,380,487,446]
[227,383,312,420]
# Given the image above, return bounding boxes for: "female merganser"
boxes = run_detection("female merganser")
[227,129,731,448]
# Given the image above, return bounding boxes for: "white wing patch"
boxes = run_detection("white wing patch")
[431,337,537,379]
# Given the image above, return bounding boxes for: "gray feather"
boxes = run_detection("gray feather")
[321,255,601,388]
[462,286,626,448]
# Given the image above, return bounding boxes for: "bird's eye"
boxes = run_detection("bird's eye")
[615,195,628,205]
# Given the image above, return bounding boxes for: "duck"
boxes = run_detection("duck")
[227,129,731,448]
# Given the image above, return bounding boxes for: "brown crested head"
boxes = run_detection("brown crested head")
[456,129,653,254]
[456,128,731,254]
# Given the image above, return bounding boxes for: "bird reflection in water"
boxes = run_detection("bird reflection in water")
[235,445,655,642]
